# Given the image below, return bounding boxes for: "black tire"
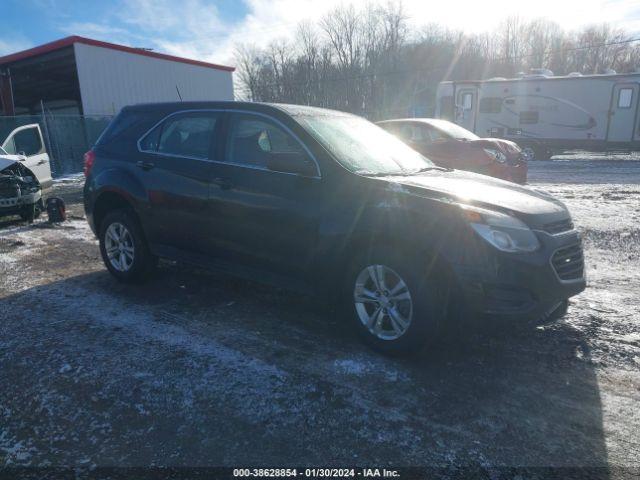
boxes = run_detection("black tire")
[536,299,569,325]
[99,209,157,283]
[522,145,552,161]
[343,245,448,356]
[19,203,38,223]
[533,146,552,161]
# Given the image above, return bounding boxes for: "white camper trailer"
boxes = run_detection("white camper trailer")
[435,71,640,159]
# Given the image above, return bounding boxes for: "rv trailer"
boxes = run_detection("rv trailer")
[435,71,640,159]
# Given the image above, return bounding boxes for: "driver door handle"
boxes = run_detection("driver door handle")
[136,160,155,171]
[213,177,233,190]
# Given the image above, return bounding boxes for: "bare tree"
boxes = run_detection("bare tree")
[234,44,262,101]
[233,3,639,118]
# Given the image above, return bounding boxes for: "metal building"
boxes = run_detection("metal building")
[0,36,235,116]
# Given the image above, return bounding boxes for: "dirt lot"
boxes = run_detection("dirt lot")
[0,156,638,476]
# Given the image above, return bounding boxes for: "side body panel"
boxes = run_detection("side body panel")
[84,165,149,233]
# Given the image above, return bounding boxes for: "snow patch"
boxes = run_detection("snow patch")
[334,359,368,375]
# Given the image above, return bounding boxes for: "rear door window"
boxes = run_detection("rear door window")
[140,112,219,159]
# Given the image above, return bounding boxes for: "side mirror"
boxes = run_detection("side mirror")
[266,151,317,177]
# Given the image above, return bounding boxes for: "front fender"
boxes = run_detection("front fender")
[313,184,470,296]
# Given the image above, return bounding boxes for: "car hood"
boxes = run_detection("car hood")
[453,138,522,159]
[0,155,38,182]
[0,155,24,170]
[467,137,519,150]
[379,169,568,226]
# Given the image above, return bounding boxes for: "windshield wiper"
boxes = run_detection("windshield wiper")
[357,171,405,177]
[410,166,452,174]
[357,166,452,177]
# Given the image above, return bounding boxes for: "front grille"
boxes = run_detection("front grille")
[0,183,19,199]
[506,154,524,166]
[543,218,574,235]
[552,243,584,281]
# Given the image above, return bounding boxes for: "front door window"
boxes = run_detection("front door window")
[226,114,314,175]
[4,126,43,157]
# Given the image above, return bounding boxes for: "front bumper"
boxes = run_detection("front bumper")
[486,161,528,185]
[0,191,42,217]
[452,228,586,321]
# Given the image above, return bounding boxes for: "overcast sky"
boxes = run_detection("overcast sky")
[2,0,639,67]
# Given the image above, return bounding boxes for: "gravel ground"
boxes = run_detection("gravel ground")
[0,157,638,477]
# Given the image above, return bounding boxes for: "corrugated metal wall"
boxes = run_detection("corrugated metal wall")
[74,43,234,116]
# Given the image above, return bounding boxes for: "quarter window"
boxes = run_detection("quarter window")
[618,88,633,108]
[226,114,310,170]
[140,113,219,159]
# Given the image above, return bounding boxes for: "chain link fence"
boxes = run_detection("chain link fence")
[0,114,112,177]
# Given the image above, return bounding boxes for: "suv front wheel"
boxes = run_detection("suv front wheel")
[99,209,157,283]
[345,247,445,355]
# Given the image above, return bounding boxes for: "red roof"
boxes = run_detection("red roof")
[0,35,235,72]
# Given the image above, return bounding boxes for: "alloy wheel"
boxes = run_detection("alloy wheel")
[522,147,535,161]
[104,222,135,272]
[353,265,413,340]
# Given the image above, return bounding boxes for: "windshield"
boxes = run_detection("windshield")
[297,114,434,175]
[0,147,7,155]
[427,119,479,140]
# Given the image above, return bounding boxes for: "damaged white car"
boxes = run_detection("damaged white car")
[0,124,51,222]
[0,148,44,222]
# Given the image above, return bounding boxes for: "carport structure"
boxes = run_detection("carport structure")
[0,36,235,116]
[0,41,81,115]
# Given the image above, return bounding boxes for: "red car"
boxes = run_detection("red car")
[377,118,528,184]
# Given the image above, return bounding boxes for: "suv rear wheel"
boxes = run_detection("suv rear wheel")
[99,209,157,283]
[345,247,445,355]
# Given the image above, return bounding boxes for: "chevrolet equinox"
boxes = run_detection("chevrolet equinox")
[84,102,586,354]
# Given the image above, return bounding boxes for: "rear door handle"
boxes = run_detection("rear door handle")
[136,160,155,171]
[213,177,233,190]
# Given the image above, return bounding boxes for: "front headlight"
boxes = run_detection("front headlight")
[483,148,507,163]
[462,205,540,253]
